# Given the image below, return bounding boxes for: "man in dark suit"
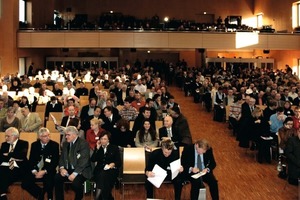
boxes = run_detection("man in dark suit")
[170,106,192,146]
[181,139,219,200]
[101,106,121,145]
[74,82,89,98]
[79,98,97,129]
[54,126,92,200]
[159,115,181,149]
[145,139,184,200]
[0,127,29,200]
[21,128,59,200]
[45,96,63,121]
[238,96,256,147]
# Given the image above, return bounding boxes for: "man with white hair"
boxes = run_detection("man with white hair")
[159,115,181,149]
[21,127,59,200]
[0,127,29,200]
[54,126,92,200]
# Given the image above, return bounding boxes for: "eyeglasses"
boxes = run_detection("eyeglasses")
[65,134,72,137]
[286,123,294,126]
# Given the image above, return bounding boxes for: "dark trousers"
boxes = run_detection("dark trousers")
[21,172,55,199]
[54,172,86,200]
[0,166,23,194]
[146,173,183,200]
[229,117,239,136]
[189,173,219,200]
[94,168,118,200]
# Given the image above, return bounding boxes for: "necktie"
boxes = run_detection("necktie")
[9,144,14,170]
[167,128,172,138]
[102,145,107,154]
[67,143,73,169]
[197,154,203,171]
[38,144,45,170]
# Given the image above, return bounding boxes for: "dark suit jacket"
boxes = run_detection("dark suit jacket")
[28,140,59,175]
[80,105,93,126]
[45,101,63,117]
[146,148,180,176]
[75,87,89,98]
[101,114,122,143]
[0,139,29,169]
[59,137,92,179]
[90,144,121,173]
[61,116,80,127]
[159,126,181,145]
[181,145,216,177]
[293,97,300,106]
[173,114,192,145]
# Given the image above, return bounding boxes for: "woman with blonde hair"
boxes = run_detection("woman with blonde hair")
[86,118,106,151]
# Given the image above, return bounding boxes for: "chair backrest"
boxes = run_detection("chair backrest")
[129,121,134,131]
[155,120,163,129]
[19,132,38,158]
[36,104,46,112]
[50,132,61,146]
[0,132,6,146]
[46,120,59,133]
[179,146,184,157]
[225,105,230,121]
[123,147,146,174]
[49,112,63,123]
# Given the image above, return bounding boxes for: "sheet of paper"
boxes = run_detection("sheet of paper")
[260,136,273,140]
[147,164,167,188]
[50,113,57,124]
[191,171,207,179]
[170,158,181,180]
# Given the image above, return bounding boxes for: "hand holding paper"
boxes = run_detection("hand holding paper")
[147,164,167,188]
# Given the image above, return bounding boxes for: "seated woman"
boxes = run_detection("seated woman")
[0,107,21,132]
[86,118,106,152]
[135,119,159,150]
[91,131,121,200]
[113,118,134,147]
[19,96,32,111]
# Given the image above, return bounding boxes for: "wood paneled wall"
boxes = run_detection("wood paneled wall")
[17,31,300,50]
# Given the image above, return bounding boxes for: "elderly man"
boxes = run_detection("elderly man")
[21,127,59,200]
[0,127,29,200]
[54,126,92,200]
[20,106,42,133]
[159,115,181,149]
[145,139,184,200]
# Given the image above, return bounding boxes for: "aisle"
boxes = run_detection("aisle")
[169,86,298,200]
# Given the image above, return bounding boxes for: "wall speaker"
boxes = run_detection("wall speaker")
[263,50,270,54]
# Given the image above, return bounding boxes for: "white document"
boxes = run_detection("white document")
[260,136,273,140]
[170,159,181,180]
[147,164,167,188]
[191,171,207,179]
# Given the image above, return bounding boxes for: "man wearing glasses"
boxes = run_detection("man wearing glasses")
[21,127,59,200]
[0,127,29,200]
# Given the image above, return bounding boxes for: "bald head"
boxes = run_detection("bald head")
[164,115,173,128]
